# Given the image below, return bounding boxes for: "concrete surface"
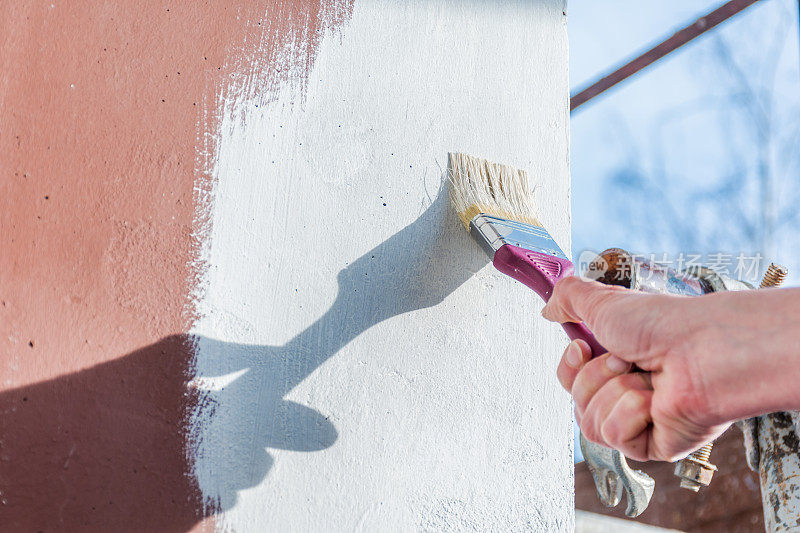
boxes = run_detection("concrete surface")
[190,0,575,530]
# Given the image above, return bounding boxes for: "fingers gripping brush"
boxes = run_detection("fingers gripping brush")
[448,152,605,356]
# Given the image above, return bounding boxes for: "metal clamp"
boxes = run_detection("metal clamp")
[580,433,655,517]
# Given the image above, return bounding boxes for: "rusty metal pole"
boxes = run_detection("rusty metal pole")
[570,0,763,112]
[758,412,800,531]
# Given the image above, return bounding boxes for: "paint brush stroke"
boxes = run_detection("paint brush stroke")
[188,1,575,530]
[189,0,354,521]
[193,0,355,306]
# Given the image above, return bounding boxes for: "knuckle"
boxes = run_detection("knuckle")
[621,388,648,411]
[556,365,573,392]
[600,418,620,447]
[581,402,608,446]
[582,286,629,330]
[601,389,649,447]
[582,354,609,377]
[579,419,600,444]
[605,374,629,397]
[574,395,590,415]
[573,357,614,408]
[571,375,593,410]
[557,275,581,291]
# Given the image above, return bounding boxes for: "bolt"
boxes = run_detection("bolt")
[760,263,788,288]
[676,443,716,491]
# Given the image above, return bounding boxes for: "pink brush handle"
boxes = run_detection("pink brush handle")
[493,244,606,357]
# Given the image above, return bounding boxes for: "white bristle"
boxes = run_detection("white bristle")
[447,152,541,228]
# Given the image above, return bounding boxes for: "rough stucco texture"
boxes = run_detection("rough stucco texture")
[0,0,573,531]
[190,0,575,530]
[0,2,351,531]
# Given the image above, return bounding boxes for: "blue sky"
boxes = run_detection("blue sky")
[568,0,800,462]
[570,0,800,285]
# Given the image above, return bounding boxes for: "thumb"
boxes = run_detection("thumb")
[541,276,628,327]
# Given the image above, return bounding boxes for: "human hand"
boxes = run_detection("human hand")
[541,276,732,462]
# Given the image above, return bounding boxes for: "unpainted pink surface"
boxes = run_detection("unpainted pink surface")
[0,2,351,530]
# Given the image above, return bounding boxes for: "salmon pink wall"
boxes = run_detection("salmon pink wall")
[0,2,350,531]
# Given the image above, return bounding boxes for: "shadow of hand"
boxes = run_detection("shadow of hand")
[192,188,488,510]
[0,187,490,531]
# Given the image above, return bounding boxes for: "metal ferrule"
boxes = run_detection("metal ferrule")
[468,214,568,260]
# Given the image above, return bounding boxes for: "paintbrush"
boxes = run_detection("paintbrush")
[448,152,605,355]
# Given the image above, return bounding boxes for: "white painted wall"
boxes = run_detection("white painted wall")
[191,1,574,530]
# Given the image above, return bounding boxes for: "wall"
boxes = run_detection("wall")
[0,3,274,531]
[191,0,574,530]
[0,1,573,531]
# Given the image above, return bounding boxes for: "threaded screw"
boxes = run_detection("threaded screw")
[691,443,712,463]
[760,263,788,288]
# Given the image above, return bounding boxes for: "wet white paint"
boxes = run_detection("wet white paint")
[191,1,574,530]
